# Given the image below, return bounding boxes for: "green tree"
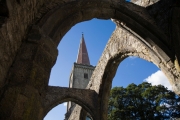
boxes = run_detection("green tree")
[108,82,180,120]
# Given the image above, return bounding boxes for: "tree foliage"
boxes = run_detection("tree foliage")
[108,82,180,120]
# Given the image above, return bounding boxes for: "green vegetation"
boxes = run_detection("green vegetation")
[108,82,180,120]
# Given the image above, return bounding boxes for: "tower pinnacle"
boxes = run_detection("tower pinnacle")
[76,34,90,65]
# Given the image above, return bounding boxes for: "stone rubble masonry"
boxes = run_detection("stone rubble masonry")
[0,0,46,89]
[87,18,180,119]
[43,86,98,117]
[71,63,95,89]
[0,0,179,120]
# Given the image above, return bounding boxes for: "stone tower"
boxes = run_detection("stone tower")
[65,34,95,119]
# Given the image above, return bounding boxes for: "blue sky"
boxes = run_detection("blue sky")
[44,19,171,120]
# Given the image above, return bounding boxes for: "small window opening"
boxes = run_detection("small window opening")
[84,73,88,79]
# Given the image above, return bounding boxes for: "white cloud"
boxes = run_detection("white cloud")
[144,70,172,90]
[63,102,67,106]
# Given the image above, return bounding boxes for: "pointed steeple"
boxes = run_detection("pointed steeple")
[76,33,90,65]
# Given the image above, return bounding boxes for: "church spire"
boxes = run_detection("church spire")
[76,33,90,65]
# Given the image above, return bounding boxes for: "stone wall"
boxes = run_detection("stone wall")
[0,0,46,89]
[66,105,82,120]
[0,26,58,120]
[72,63,95,89]
[43,86,98,119]
[0,0,180,120]
[86,23,180,119]
[67,63,95,119]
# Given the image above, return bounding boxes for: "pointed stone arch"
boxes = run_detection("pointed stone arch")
[43,86,98,119]
[36,0,169,52]
[86,24,180,119]
[0,0,180,120]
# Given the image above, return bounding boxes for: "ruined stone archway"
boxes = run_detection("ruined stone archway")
[0,0,180,120]
[43,86,98,120]
[34,1,177,119]
[36,0,170,52]
[86,24,180,119]
[1,0,170,95]
[26,0,176,92]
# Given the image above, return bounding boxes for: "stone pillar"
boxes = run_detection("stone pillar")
[0,26,58,120]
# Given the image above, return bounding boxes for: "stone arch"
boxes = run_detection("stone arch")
[43,86,98,120]
[31,0,174,87]
[0,0,180,120]
[87,25,180,119]
[35,0,170,54]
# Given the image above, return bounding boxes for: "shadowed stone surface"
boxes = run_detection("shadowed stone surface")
[0,0,180,120]
[43,86,98,119]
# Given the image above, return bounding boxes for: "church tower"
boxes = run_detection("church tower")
[68,34,95,89]
[65,34,95,119]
